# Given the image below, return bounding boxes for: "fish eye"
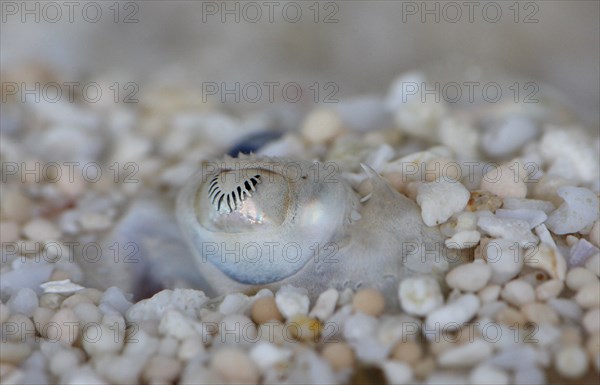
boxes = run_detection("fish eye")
[195,168,289,233]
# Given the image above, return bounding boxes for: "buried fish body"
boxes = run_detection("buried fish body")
[175,155,453,305]
[88,155,455,305]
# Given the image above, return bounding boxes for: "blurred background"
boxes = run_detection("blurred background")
[2,0,599,125]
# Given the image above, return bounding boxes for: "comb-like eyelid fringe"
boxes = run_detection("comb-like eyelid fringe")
[208,174,265,213]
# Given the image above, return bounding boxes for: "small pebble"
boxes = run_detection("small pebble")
[40,279,85,294]
[495,306,526,326]
[249,341,291,371]
[524,243,567,280]
[257,133,305,158]
[101,287,133,314]
[49,349,80,377]
[351,338,388,366]
[416,180,470,226]
[142,355,182,383]
[251,296,283,324]
[438,117,479,157]
[79,288,103,304]
[555,345,588,379]
[398,276,444,316]
[425,294,480,336]
[177,335,205,361]
[583,308,600,334]
[0,188,31,223]
[532,174,570,207]
[466,190,503,212]
[478,215,538,247]
[413,355,436,380]
[22,218,61,241]
[0,302,11,323]
[574,282,600,309]
[590,220,600,247]
[480,164,527,199]
[438,339,493,368]
[536,323,563,347]
[275,285,310,319]
[521,302,559,325]
[445,230,481,249]
[444,211,478,235]
[0,363,20,384]
[539,129,599,183]
[7,288,39,317]
[49,269,71,282]
[514,367,546,385]
[375,314,418,350]
[535,279,564,301]
[210,348,259,384]
[484,239,524,284]
[501,280,535,307]
[220,292,251,316]
[78,212,112,231]
[5,314,35,342]
[48,308,79,346]
[218,314,257,345]
[546,186,599,234]
[257,321,286,345]
[61,294,93,308]
[352,288,385,316]
[82,323,124,355]
[586,332,600,356]
[561,326,583,346]
[586,253,600,276]
[481,116,538,158]
[93,354,146,385]
[158,311,199,343]
[0,221,20,243]
[503,197,555,214]
[487,345,537,370]
[65,365,108,385]
[321,342,355,371]
[478,285,501,303]
[391,340,422,365]
[0,342,32,364]
[301,108,343,145]
[566,267,597,291]
[287,315,321,343]
[39,293,63,310]
[569,238,599,267]
[495,208,548,229]
[566,235,579,247]
[445,261,491,292]
[33,307,55,337]
[381,360,414,384]
[309,288,338,321]
[126,289,208,323]
[469,364,510,385]
[548,298,583,320]
[343,312,378,342]
[71,302,102,328]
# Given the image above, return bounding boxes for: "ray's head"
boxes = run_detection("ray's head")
[176,155,359,285]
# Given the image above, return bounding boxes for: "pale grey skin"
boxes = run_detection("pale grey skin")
[85,156,456,306]
[175,155,453,306]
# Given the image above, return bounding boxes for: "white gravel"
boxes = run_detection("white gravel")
[398,276,444,316]
[417,180,470,226]
[2,68,599,384]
